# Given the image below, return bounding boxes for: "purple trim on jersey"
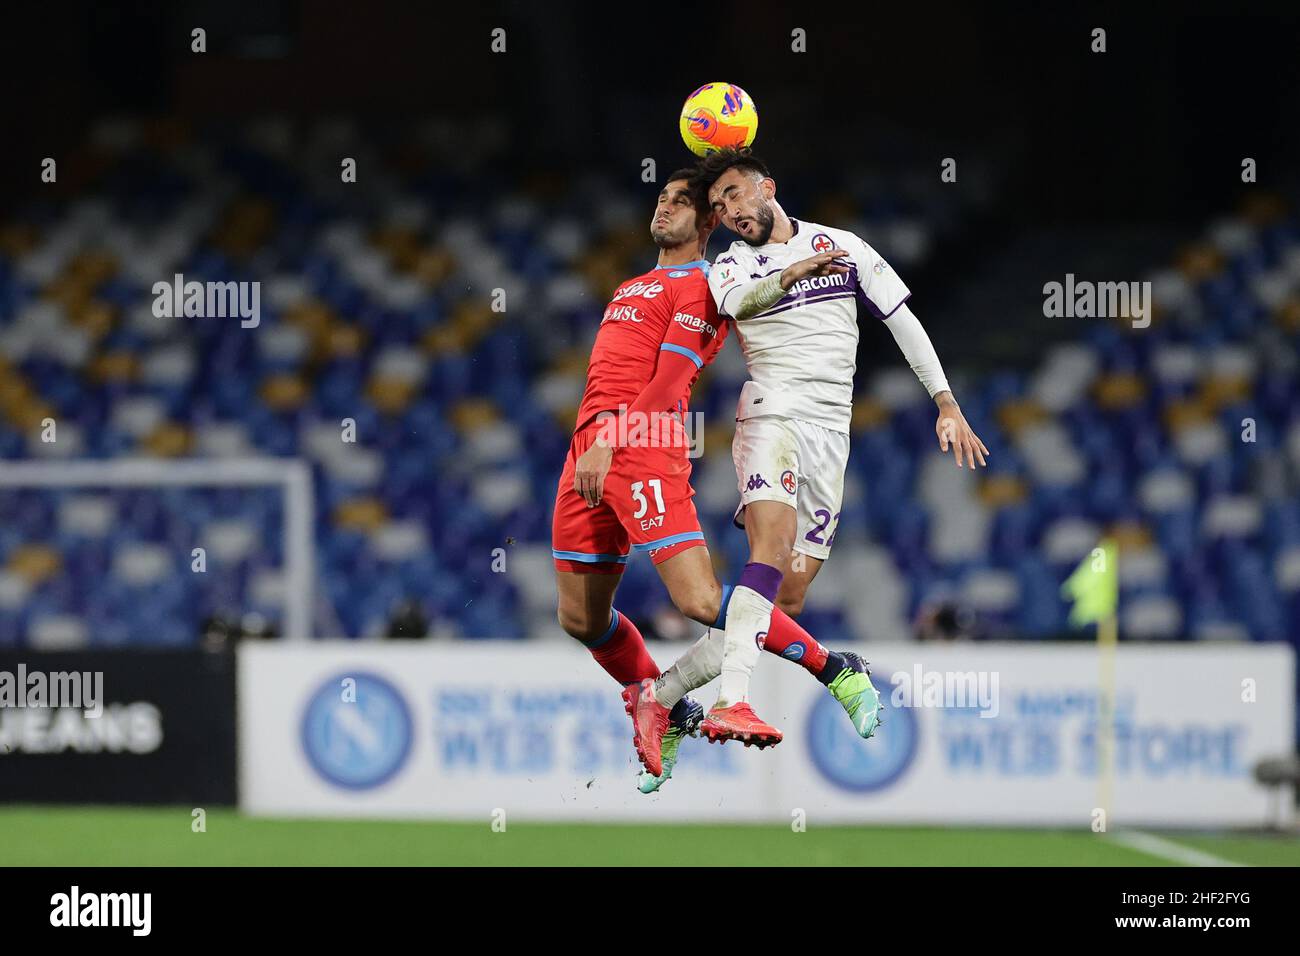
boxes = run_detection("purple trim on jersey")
[726,266,854,320]
[754,291,857,319]
[879,292,912,320]
[846,262,910,321]
[855,275,911,319]
[751,272,862,316]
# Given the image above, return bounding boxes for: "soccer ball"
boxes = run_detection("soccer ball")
[679,82,758,157]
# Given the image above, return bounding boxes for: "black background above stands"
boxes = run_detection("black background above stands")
[2,1,1297,225]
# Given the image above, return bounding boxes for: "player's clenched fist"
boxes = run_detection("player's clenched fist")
[780,249,850,289]
[574,437,614,507]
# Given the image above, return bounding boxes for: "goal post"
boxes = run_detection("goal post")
[0,457,316,640]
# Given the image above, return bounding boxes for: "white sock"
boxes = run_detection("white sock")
[716,585,773,707]
[654,629,726,708]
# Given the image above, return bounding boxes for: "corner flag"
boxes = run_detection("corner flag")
[1061,538,1118,628]
[1063,538,1120,822]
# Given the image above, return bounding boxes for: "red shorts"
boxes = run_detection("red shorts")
[552,418,707,574]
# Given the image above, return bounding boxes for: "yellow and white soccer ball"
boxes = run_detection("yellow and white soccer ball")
[679,82,758,157]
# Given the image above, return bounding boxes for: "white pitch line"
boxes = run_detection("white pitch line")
[1109,829,1248,867]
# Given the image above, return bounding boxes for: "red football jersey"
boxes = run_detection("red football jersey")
[574,260,727,431]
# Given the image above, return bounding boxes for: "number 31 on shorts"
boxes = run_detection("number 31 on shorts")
[631,479,665,519]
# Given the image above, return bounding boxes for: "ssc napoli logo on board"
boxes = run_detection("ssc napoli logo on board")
[301,671,413,790]
[807,665,918,793]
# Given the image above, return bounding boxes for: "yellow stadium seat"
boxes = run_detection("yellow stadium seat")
[141,423,193,458]
[260,374,309,411]
[334,498,389,532]
[6,545,62,584]
[366,377,418,415]
[1092,372,1147,410]
[995,398,1048,437]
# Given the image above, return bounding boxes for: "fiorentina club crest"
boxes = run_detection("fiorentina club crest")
[811,233,833,253]
[781,470,797,494]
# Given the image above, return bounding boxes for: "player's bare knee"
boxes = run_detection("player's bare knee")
[674,589,721,628]
[557,604,599,642]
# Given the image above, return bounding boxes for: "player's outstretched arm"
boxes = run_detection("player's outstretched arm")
[882,302,988,469]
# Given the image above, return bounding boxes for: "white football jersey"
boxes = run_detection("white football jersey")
[707,219,911,433]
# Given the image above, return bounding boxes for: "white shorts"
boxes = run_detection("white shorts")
[731,416,850,561]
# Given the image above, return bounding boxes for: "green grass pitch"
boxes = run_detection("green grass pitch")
[1,807,1297,866]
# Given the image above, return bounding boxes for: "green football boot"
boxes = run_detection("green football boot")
[827,651,882,739]
[637,697,703,794]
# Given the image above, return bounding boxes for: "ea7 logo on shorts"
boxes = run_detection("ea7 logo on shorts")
[673,311,718,337]
[781,470,797,494]
[745,474,771,492]
[640,515,665,531]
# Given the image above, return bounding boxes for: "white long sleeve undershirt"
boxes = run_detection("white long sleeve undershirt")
[882,301,950,399]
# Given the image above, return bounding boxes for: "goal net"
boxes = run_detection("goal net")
[0,458,315,643]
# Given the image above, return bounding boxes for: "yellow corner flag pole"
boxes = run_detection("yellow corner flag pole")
[1061,538,1119,827]
[1097,609,1118,826]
